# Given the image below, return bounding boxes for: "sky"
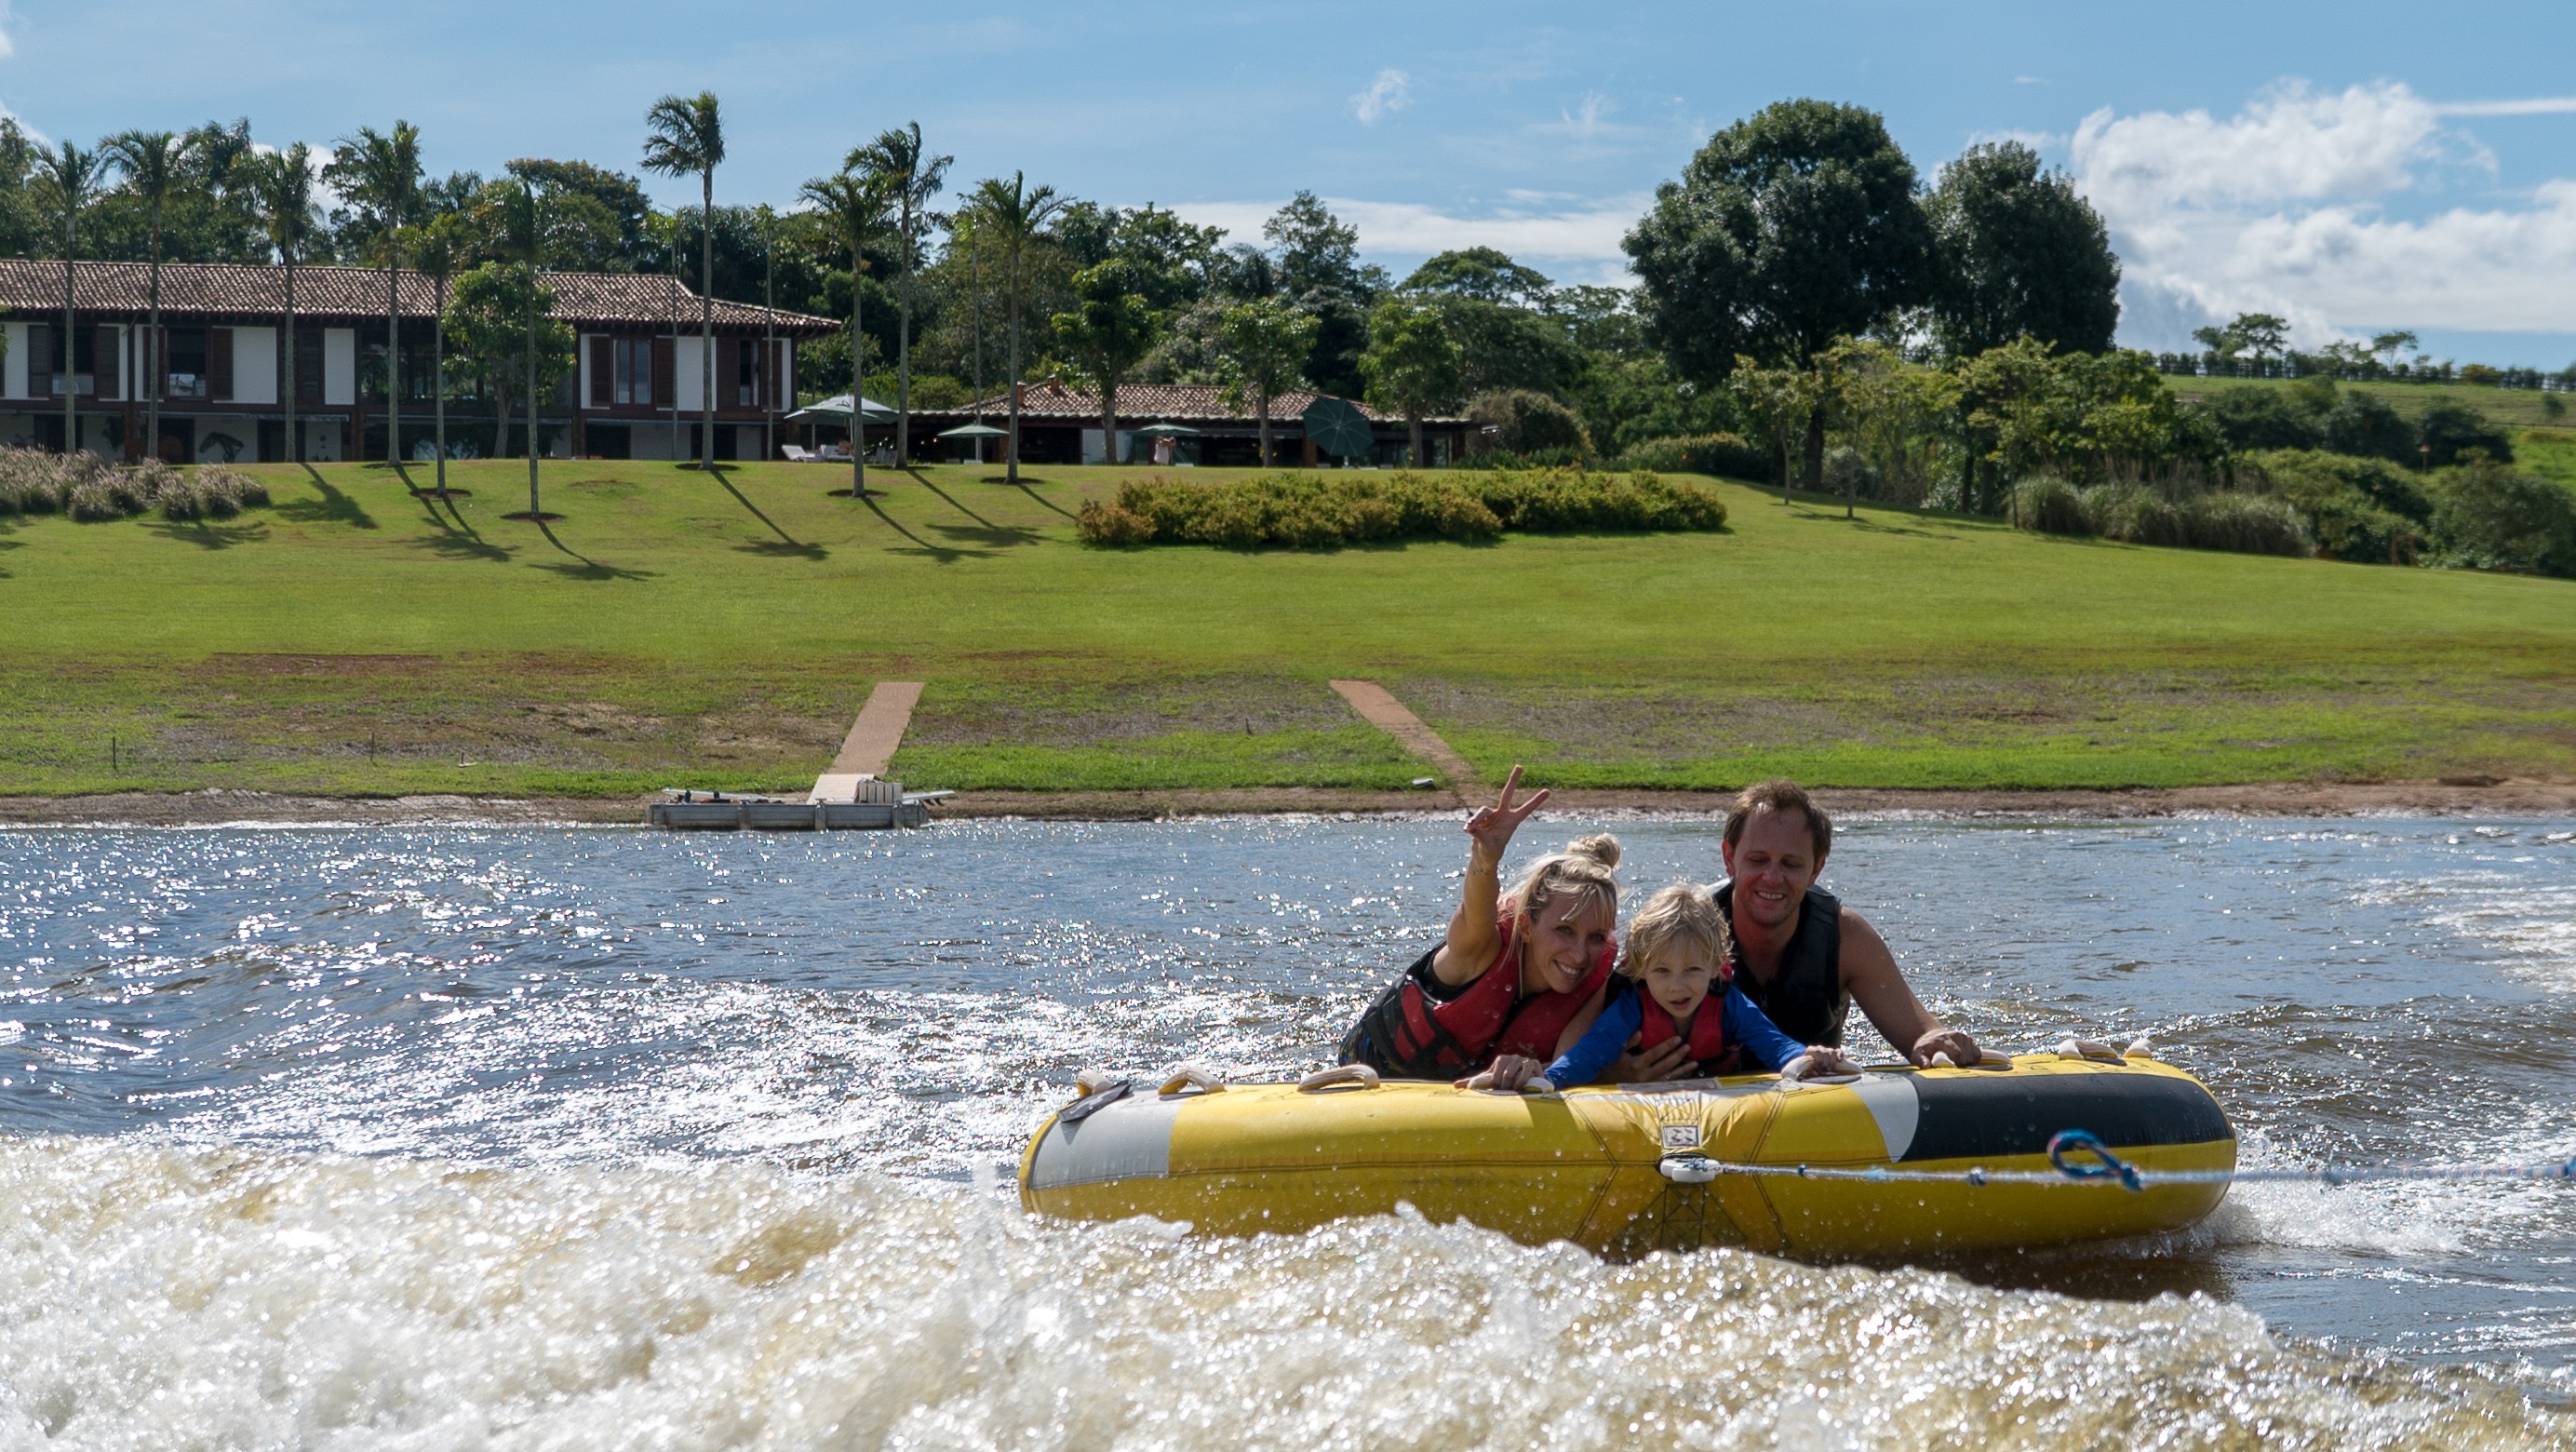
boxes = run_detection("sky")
[11,1,2576,366]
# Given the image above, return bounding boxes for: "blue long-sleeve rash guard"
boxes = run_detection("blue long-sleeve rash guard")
[1546,979,1807,1087]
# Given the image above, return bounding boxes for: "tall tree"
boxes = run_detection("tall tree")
[241,144,321,463]
[329,121,423,468]
[966,172,1063,484]
[641,91,724,467]
[1625,99,1933,490]
[1053,260,1161,466]
[409,212,466,499]
[1214,298,1316,467]
[852,122,951,469]
[482,179,568,515]
[1263,191,1380,397]
[32,141,109,455]
[1925,140,2119,358]
[1402,247,1554,307]
[798,168,892,497]
[103,130,196,462]
[1360,296,1465,467]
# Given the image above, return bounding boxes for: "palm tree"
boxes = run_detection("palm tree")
[328,122,423,468]
[798,168,892,498]
[32,141,109,456]
[757,202,777,463]
[640,91,723,469]
[103,131,196,464]
[410,212,466,500]
[966,172,1062,485]
[488,180,553,516]
[240,144,320,463]
[852,122,950,468]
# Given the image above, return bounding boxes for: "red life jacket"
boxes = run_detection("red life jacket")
[1633,988,1741,1077]
[1337,913,1616,1079]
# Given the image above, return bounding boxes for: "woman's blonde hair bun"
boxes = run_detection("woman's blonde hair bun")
[1564,834,1622,870]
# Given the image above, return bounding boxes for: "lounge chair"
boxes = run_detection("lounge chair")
[781,444,816,463]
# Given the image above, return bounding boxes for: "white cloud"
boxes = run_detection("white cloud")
[1349,69,1411,126]
[2435,96,2576,116]
[2071,80,2576,347]
[1548,91,1617,138]
[0,2,17,60]
[1171,194,1646,277]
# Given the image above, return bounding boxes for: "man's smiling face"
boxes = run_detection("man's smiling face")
[1721,805,1823,934]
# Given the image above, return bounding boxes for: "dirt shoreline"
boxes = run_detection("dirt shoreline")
[5,779,2575,827]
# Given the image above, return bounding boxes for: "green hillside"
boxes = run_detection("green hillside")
[2,459,2570,797]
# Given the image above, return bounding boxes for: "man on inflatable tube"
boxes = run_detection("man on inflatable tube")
[1608,779,1979,1080]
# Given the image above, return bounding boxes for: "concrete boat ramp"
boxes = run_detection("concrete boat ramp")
[648,681,943,831]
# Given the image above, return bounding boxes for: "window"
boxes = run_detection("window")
[613,337,652,406]
[736,339,763,407]
[166,328,209,398]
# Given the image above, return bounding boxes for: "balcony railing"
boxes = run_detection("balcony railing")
[165,373,208,399]
[45,374,96,397]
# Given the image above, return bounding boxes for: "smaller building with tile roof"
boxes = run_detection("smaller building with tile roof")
[910,378,1470,468]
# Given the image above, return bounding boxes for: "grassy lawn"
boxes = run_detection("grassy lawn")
[2,457,2570,798]
[2164,374,2569,429]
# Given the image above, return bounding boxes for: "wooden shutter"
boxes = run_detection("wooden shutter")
[24,323,50,395]
[97,328,122,399]
[296,329,323,403]
[589,336,612,406]
[651,336,673,409]
[208,328,234,401]
[715,333,738,411]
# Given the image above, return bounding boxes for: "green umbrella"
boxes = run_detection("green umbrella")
[1135,421,1200,437]
[935,422,1010,438]
[1300,397,1375,459]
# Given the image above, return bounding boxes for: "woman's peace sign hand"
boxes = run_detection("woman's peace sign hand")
[1464,765,1549,861]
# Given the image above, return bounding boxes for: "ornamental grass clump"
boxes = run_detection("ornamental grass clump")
[1077,468,1724,550]
[0,449,274,522]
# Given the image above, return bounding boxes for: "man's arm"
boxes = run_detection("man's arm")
[1839,908,1978,1068]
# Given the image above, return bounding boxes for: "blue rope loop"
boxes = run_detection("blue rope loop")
[2047,1129,2145,1192]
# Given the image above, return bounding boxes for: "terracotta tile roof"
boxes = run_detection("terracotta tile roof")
[919,379,1460,426]
[0,258,837,333]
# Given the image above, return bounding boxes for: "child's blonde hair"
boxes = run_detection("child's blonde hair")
[1617,883,1734,982]
[1502,834,1622,939]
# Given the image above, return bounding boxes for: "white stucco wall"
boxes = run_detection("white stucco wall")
[232,327,278,405]
[323,329,356,406]
[673,336,704,412]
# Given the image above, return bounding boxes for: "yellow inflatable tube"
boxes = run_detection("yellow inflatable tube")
[1019,1055,2234,1257]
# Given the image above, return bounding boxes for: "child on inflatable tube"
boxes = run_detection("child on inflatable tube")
[1513,883,1861,1091]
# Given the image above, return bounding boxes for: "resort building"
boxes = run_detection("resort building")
[910,380,1469,467]
[0,259,836,464]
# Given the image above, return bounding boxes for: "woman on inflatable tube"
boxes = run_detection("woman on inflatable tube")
[1337,768,1621,1091]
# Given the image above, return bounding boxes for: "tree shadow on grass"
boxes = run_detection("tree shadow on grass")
[712,471,827,559]
[526,516,656,581]
[1006,479,1078,521]
[860,493,999,562]
[275,464,379,530]
[925,520,1042,548]
[409,492,515,563]
[143,518,274,550]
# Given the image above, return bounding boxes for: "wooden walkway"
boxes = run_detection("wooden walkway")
[1330,679,1484,800]
[811,680,924,802]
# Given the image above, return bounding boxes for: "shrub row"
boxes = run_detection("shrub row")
[1078,468,1728,549]
[0,450,271,522]
[1609,432,1776,481]
[2011,476,2312,557]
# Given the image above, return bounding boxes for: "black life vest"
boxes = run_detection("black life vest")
[1714,880,1845,1047]
[1631,982,1742,1077]
[1338,913,1615,1079]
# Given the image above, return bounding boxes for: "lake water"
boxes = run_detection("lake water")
[0,814,2570,1446]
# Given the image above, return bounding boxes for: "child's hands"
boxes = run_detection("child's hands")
[1464,766,1549,864]
[1782,1047,1861,1081]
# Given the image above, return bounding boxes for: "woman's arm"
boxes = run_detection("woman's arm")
[1429,766,1548,988]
